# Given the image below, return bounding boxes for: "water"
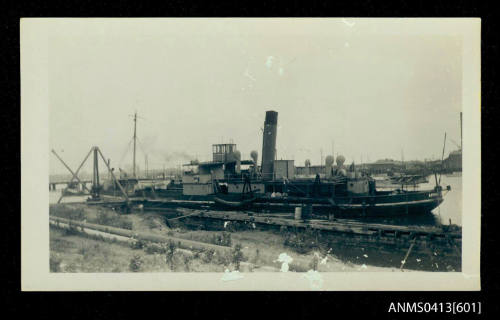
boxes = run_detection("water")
[421,174,462,226]
[49,185,88,204]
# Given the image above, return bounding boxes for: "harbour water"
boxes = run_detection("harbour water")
[423,174,462,226]
[49,185,87,204]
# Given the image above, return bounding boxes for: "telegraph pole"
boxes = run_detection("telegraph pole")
[133,112,137,178]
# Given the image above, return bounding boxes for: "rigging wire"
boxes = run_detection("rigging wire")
[117,137,134,167]
[136,136,148,158]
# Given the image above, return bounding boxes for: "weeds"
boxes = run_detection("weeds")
[144,242,167,254]
[65,263,78,273]
[50,254,62,272]
[212,232,232,247]
[192,249,201,260]
[96,209,133,230]
[252,248,260,264]
[63,223,80,236]
[165,241,177,270]
[184,232,232,247]
[283,227,322,254]
[129,255,143,272]
[50,236,75,252]
[77,245,88,256]
[50,205,85,221]
[201,248,216,264]
[309,253,319,271]
[214,250,231,267]
[231,244,244,271]
[182,254,192,271]
[130,238,147,250]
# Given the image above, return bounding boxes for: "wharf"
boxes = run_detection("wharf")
[84,197,461,236]
[80,196,461,255]
[175,209,460,241]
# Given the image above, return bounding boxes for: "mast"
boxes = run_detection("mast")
[92,146,100,199]
[401,148,405,171]
[133,112,137,178]
[438,132,447,185]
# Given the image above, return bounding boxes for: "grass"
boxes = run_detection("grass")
[50,226,233,272]
[50,204,86,221]
[49,204,405,273]
[95,209,133,230]
[50,204,133,230]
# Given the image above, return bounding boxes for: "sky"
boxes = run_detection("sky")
[48,19,463,175]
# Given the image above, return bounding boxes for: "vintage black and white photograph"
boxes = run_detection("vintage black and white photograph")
[21,18,481,290]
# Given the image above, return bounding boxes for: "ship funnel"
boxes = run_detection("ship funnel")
[261,110,278,180]
[305,159,311,176]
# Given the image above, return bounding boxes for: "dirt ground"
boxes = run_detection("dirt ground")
[49,203,402,273]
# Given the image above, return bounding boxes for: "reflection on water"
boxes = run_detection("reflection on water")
[49,189,88,204]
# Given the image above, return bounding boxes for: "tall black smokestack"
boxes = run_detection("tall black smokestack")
[261,110,278,180]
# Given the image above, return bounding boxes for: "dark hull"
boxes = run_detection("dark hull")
[100,179,445,218]
[139,191,444,218]
[245,188,444,217]
[248,196,442,218]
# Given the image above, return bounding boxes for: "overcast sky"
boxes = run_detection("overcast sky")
[48,19,463,175]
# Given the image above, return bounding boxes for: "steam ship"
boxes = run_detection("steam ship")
[104,110,449,218]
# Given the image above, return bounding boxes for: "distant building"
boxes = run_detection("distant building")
[363,159,402,174]
[296,165,327,176]
[444,150,462,172]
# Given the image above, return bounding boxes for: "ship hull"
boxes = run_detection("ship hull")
[138,189,444,218]
[100,178,445,218]
[327,196,443,217]
[250,191,443,217]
